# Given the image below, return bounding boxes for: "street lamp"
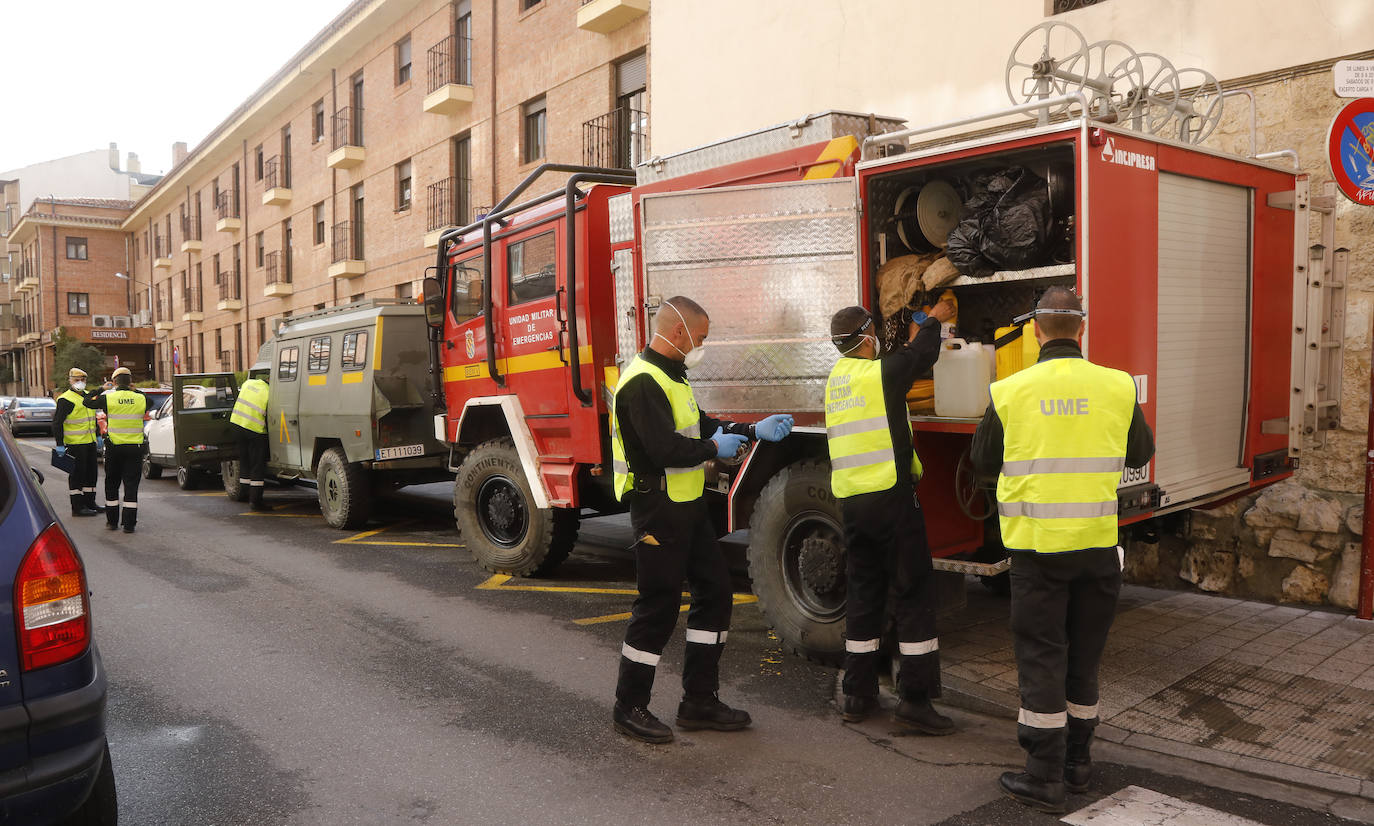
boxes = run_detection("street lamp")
[113,271,152,325]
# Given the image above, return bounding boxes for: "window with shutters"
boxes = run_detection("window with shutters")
[523,97,546,164]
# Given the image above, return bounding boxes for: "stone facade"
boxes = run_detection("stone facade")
[1123,58,1374,611]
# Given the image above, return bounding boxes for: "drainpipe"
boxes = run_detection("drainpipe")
[1361,351,1374,620]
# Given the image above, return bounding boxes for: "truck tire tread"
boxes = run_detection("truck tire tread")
[318,446,370,529]
[454,438,575,578]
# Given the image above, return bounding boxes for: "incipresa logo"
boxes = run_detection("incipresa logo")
[1100,138,1157,172]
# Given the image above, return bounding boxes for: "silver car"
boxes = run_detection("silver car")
[2,397,57,436]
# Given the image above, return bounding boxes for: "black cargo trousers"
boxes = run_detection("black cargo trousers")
[615,483,733,710]
[65,442,99,512]
[1009,546,1122,781]
[231,423,269,505]
[104,443,143,529]
[840,481,941,701]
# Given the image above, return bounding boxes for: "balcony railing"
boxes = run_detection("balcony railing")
[154,236,171,259]
[265,251,291,285]
[216,190,240,220]
[1051,0,1108,12]
[582,107,648,170]
[264,156,287,190]
[182,288,202,313]
[218,271,241,302]
[332,107,364,150]
[426,177,471,233]
[332,221,362,262]
[427,34,473,93]
[181,215,202,242]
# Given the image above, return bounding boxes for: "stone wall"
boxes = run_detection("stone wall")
[1123,56,1373,610]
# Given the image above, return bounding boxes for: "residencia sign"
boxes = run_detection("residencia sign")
[89,329,130,341]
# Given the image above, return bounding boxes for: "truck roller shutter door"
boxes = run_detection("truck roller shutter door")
[1154,173,1252,507]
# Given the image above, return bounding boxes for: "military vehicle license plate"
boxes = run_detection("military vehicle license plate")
[376,444,424,460]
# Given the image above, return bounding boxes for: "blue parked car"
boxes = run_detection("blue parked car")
[0,423,115,823]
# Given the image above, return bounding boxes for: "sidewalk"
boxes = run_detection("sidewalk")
[934,582,1374,799]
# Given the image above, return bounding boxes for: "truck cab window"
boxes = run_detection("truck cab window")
[451,255,485,323]
[277,346,299,381]
[507,231,556,306]
[308,336,332,373]
[342,331,369,370]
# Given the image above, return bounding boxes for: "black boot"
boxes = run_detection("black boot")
[894,696,956,735]
[676,694,751,731]
[121,509,136,534]
[612,702,673,744]
[841,695,877,723]
[1065,722,1094,792]
[70,494,98,517]
[998,771,1066,813]
[249,486,272,512]
[105,506,120,530]
[84,492,103,513]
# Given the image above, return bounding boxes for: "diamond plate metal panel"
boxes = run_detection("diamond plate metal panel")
[612,247,637,365]
[608,193,634,244]
[640,179,860,414]
[638,111,906,185]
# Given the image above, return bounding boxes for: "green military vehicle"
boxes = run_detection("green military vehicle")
[184,300,450,527]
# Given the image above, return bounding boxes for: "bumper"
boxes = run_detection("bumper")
[0,650,108,823]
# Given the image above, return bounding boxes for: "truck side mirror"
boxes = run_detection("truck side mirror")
[422,276,444,329]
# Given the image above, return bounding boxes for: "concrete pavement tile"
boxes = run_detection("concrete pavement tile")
[1094,723,1130,743]
[1225,752,1364,794]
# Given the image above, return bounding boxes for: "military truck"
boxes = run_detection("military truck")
[184,300,450,527]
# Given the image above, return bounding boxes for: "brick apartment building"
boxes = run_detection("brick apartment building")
[123,0,648,379]
[4,198,155,393]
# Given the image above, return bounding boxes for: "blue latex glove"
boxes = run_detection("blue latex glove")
[755,414,794,442]
[710,426,749,460]
[910,310,929,325]
[54,446,66,457]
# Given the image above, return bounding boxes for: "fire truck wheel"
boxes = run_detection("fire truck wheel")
[176,465,199,490]
[454,438,574,577]
[317,447,371,529]
[222,460,249,502]
[747,459,847,667]
[142,453,163,480]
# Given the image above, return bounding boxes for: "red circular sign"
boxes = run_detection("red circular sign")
[1328,97,1374,205]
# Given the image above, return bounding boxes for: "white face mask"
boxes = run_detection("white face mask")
[655,302,706,369]
[71,381,86,392]
[839,334,877,358]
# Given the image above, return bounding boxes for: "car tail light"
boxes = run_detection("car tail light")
[13,410,23,420]
[14,524,90,671]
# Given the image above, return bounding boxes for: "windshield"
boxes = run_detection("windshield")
[20,399,56,408]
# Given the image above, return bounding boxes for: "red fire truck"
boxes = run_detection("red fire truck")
[421,102,1343,664]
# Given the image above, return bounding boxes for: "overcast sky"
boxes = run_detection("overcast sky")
[1,1,347,175]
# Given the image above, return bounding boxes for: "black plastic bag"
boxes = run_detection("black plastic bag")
[946,167,1053,277]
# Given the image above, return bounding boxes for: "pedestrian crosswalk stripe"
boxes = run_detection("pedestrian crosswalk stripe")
[1062,786,1264,826]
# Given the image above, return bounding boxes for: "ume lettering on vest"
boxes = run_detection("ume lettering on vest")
[1039,398,1089,415]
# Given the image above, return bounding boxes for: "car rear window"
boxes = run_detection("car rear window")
[20,399,55,408]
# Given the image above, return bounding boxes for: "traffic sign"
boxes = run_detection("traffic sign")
[1328,97,1374,205]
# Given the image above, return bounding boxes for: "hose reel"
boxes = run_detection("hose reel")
[1005,21,1224,144]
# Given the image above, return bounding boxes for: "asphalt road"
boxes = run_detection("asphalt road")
[10,435,1365,825]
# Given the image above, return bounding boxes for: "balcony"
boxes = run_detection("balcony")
[153,239,173,271]
[327,107,365,169]
[262,157,292,206]
[576,0,648,34]
[215,191,241,233]
[217,271,243,311]
[329,221,366,278]
[154,314,175,333]
[424,176,471,248]
[17,331,39,345]
[181,289,203,322]
[582,106,649,170]
[180,218,202,254]
[15,262,38,293]
[0,328,12,349]
[264,251,293,297]
[424,35,475,115]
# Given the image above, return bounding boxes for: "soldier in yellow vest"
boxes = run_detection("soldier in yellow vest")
[52,368,101,517]
[971,287,1153,813]
[610,296,794,744]
[230,374,272,512]
[85,367,149,533]
[824,300,956,734]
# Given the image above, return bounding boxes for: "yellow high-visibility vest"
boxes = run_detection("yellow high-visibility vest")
[990,357,1138,553]
[105,390,147,446]
[231,379,270,435]
[610,356,706,503]
[824,357,922,498]
[58,389,95,446]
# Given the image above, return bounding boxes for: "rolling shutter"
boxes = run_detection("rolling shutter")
[1154,173,1252,507]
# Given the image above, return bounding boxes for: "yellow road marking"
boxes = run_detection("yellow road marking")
[182,492,226,497]
[333,521,463,548]
[240,511,323,518]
